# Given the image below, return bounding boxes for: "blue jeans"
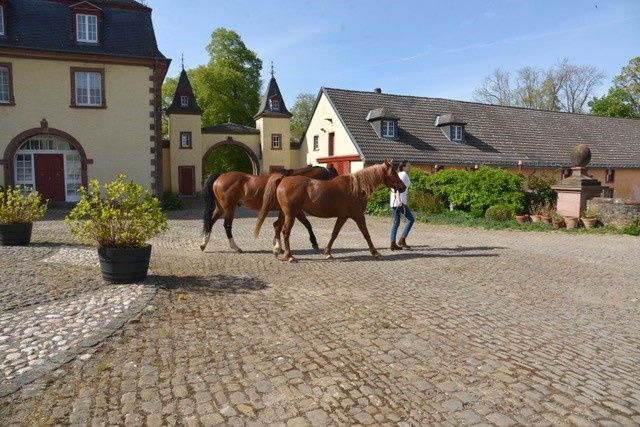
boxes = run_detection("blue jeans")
[390,204,414,243]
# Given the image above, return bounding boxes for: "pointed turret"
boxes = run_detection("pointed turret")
[254,74,292,120]
[166,68,202,115]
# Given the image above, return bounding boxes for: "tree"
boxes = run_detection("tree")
[588,87,636,118]
[474,68,513,106]
[289,93,316,141]
[162,28,262,135]
[612,56,640,117]
[474,58,605,113]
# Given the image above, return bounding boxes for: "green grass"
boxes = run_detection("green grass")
[374,209,628,235]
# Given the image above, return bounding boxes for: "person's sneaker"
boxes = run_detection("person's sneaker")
[398,238,411,250]
[390,242,402,251]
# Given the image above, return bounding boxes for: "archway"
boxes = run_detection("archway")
[202,138,260,177]
[3,125,92,202]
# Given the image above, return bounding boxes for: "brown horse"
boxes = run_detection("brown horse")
[254,160,406,262]
[200,165,337,253]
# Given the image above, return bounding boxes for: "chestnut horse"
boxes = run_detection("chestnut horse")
[254,160,406,262]
[200,165,337,253]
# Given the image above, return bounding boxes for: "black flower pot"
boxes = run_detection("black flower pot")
[0,222,33,246]
[98,244,152,284]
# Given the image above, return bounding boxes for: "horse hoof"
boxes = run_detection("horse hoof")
[372,252,382,259]
[199,245,206,251]
[313,245,322,253]
[235,248,244,254]
[287,257,297,263]
[324,254,334,260]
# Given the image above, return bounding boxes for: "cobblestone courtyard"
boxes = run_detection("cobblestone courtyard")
[1,205,640,426]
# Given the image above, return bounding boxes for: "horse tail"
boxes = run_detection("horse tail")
[202,173,221,234]
[254,173,284,238]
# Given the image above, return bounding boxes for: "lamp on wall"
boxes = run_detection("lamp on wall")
[320,128,326,133]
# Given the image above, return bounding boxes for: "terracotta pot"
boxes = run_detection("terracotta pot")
[564,216,579,229]
[540,215,552,225]
[581,217,597,229]
[515,214,529,224]
[530,214,541,223]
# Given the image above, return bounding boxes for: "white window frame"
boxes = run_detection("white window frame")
[14,137,81,202]
[180,132,192,149]
[270,99,280,111]
[180,95,188,107]
[313,135,319,151]
[0,65,9,103]
[382,120,396,138]
[452,125,463,141]
[76,14,98,43]
[0,6,5,36]
[271,134,281,149]
[74,71,102,106]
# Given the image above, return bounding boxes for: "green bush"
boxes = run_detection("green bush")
[365,185,389,216]
[412,193,444,215]
[525,175,557,213]
[425,167,524,217]
[621,219,640,236]
[484,204,512,221]
[161,192,183,211]
[0,186,48,224]
[65,175,168,248]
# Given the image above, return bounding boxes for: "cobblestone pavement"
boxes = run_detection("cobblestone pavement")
[1,205,639,426]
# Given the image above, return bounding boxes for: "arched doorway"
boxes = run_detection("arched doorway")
[8,134,83,201]
[202,138,260,178]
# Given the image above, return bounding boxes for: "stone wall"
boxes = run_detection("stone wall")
[587,197,640,227]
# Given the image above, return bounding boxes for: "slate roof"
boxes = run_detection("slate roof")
[201,123,260,135]
[322,88,640,168]
[255,76,292,119]
[0,0,166,60]
[166,69,202,115]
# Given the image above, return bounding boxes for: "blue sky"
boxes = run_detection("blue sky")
[150,0,640,106]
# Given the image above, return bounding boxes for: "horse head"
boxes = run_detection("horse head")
[383,159,406,193]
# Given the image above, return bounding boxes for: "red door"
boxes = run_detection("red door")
[34,154,65,201]
[328,132,335,156]
[178,166,195,196]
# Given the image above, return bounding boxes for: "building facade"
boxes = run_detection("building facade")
[300,87,640,200]
[0,0,169,201]
[164,69,299,195]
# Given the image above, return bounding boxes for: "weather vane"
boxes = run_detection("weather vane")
[270,61,274,77]
[181,53,184,70]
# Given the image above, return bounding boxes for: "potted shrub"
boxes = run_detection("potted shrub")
[581,208,598,229]
[0,186,48,246]
[65,175,167,283]
[514,207,529,224]
[529,203,542,222]
[551,212,565,229]
[539,203,553,225]
[564,216,580,229]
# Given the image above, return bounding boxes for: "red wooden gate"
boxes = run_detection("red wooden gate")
[178,166,195,196]
[34,154,65,201]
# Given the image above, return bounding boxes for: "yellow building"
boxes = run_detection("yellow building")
[164,68,297,195]
[0,0,169,201]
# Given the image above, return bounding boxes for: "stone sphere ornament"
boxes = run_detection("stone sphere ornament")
[571,144,591,167]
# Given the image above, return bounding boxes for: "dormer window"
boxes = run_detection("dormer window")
[451,125,463,142]
[382,120,396,138]
[0,4,5,36]
[270,98,280,111]
[180,95,188,107]
[76,14,98,43]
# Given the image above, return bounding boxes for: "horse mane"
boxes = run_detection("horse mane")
[349,164,386,197]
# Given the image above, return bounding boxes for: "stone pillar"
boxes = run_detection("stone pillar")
[552,145,606,218]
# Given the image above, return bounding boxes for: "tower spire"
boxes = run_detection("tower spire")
[270,61,274,78]
[181,53,184,70]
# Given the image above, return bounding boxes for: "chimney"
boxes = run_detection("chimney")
[374,88,382,94]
